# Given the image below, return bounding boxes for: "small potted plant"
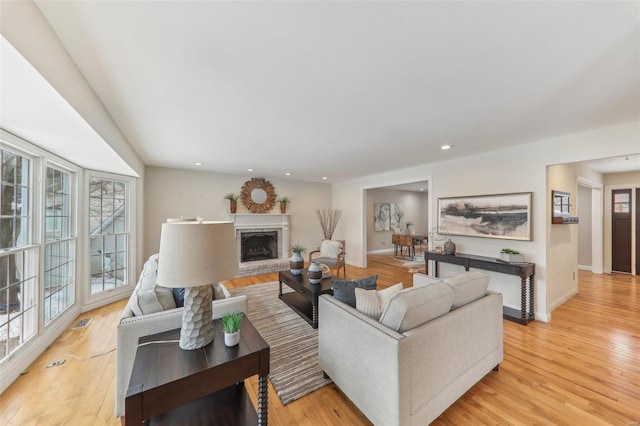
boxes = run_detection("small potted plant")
[290,244,306,275]
[224,193,239,213]
[221,312,244,347]
[500,248,524,263]
[277,196,290,213]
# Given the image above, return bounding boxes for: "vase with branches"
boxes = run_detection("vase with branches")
[315,208,342,240]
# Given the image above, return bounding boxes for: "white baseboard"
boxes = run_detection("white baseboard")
[548,288,578,313]
[503,302,550,323]
[578,264,592,271]
[367,249,394,255]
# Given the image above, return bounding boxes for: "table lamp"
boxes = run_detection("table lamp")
[157,220,239,350]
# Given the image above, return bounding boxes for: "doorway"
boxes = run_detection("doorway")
[611,189,632,273]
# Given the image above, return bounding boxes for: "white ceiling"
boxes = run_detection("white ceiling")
[12,2,640,181]
[0,36,137,176]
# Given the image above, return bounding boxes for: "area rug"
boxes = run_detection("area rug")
[228,281,332,405]
[402,259,426,273]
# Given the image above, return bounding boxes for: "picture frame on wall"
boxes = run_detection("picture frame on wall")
[374,203,391,231]
[438,192,532,241]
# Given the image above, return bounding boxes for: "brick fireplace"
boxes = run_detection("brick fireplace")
[227,214,290,277]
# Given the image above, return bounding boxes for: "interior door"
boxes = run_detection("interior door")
[636,188,640,275]
[611,189,632,273]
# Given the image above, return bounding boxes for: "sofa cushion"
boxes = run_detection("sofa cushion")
[444,271,489,309]
[332,275,378,307]
[355,283,404,320]
[379,282,454,332]
[173,282,230,307]
[125,254,177,316]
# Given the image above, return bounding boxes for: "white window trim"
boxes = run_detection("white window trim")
[0,129,82,393]
[83,169,137,308]
[43,163,78,325]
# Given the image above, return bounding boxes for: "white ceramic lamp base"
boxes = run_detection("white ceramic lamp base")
[179,284,214,350]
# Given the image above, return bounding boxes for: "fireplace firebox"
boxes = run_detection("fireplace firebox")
[241,231,278,262]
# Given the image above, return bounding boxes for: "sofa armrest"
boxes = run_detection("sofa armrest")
[114,294,247,418]
[318,295,406,426]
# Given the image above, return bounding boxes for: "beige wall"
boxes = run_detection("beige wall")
[333,120,640,321]
[604,171,640,185]
[366,188,428,252]
[547,164,579,312]
[144,167,332,260]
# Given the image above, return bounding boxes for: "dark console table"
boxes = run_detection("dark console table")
[125,319,269,425]
[425,251,535,325]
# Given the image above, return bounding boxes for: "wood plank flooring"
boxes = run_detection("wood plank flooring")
[1,259,638,425]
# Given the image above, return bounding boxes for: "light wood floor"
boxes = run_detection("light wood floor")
[1,258,639,425]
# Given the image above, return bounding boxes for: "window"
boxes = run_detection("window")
[44,167,75,323]
[0,148,37,361]
[89,177,128,294]
[613,192,630,213]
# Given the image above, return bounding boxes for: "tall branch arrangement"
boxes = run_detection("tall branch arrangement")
[315,208,342,240]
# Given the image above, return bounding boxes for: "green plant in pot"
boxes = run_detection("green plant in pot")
[500,248,524,263]
[221,312,244,347]
[277,196,290,213]
[224,193,239,213]
[290,244,306,276]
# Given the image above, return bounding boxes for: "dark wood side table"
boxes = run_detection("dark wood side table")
[278,269,333,328]
[425,251,535,325]
[125,318,270,425]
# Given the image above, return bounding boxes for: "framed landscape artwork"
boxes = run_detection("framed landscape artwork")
[438,192,532,241]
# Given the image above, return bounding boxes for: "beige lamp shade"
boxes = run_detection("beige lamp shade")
[157,221,239,288]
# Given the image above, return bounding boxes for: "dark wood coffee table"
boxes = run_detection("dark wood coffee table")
[125,318,269,425]
[278,269,333,328]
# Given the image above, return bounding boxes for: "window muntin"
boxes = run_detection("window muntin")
[0,148,36,361]
[89,178,128,294]
[44,167,75,324]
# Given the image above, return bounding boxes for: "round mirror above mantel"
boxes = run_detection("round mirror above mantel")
[240,177,277,213]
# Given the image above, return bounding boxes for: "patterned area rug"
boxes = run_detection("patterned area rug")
[229,281,332,405]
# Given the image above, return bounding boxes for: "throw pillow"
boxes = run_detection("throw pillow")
[172,283,228,308]
[129,254,177,316]
[172,288,186,307]
[332,275,378,307]
[379,282,454,332]
[213,282,231,300]
[444,271,489,309]
[320,240,342,258]
[355,283,404,320]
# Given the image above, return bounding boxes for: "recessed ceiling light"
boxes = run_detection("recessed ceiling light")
[247,168,254,172]
[440,145,452,150]
[194,162,203,166]
[285,172,291,176]
[322,177,328,180]
[419,188,425,191]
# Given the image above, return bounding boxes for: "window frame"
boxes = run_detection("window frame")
[84,170,136,306]
[43,162,77,325]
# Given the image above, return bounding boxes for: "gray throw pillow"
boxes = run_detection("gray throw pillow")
[332,275,378,307]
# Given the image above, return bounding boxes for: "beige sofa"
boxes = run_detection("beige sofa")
[318,271,503,425]
[114,254,247,418]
